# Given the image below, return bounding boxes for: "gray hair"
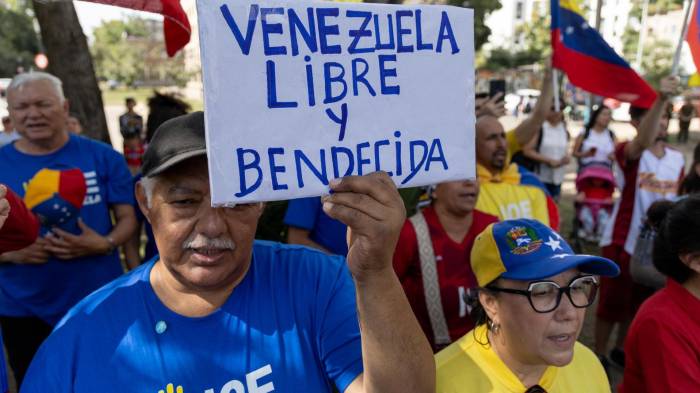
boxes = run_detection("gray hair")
[8,72,65,103]
[139,176,158,208]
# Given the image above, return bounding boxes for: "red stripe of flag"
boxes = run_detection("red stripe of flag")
[552,29,657,108]
[81,0,191,57]
[687,0,700,73]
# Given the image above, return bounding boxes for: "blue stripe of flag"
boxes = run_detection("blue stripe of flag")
[556,5,630,68]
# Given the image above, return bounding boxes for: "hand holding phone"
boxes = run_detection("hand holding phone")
[489,79,506,102]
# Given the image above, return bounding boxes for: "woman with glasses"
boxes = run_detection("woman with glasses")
[436,219,620,392]
[619,196,700,392]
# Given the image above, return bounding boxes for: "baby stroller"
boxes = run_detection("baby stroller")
[571,164,616,251]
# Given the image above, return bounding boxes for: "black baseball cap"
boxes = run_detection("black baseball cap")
[141,111,207,177]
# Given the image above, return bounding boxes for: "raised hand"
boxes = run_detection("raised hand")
[321,172,406,280]
[659,75,680,98]
[476,92,506,118]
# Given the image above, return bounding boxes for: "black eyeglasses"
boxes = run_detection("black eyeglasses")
[486,275,598,313]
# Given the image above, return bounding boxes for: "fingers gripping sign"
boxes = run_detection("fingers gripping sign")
[322,172,406,279]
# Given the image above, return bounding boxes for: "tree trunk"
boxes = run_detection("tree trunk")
[32,0,110,144]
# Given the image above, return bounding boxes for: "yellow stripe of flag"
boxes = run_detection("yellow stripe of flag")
[24,169,60,210]
[559,0,584,15]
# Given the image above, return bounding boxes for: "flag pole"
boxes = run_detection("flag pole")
[672,0,695,76]
[553,69,560,112]
[635,0,650,71]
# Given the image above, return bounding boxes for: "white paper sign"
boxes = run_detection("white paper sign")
[197,0,475,204]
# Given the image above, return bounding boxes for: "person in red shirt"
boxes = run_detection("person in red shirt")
[595,76,683,368]
[620,196,700,393]
[0,184,39,254]
[393,179,498,351]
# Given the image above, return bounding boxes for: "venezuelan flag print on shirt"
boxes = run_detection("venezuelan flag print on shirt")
[551,0,656,108]
[476,163,560,231]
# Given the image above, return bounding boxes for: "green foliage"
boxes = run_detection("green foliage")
[0,6,40,77]
[514,11,551,63]
[91,20,140,87]
[641,38,674,89]
[648,0,684,14]
[448,0,501,51]
[621,24,639,61]
[91,17,190,87]
[622,0,680,88]
[483,12,550,71]
[483,48,540,71]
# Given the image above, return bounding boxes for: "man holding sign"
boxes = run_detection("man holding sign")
[22,0,474,390]
[22,112,435,393]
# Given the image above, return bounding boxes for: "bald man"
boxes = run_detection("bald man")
[474,116,559,230]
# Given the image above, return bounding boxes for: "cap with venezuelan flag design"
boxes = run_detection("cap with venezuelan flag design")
[470,219,620,287]
[24,168,87,235]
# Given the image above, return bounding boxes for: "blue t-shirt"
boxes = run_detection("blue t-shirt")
[0,135,134,324]
[284,197,348,256]
[22,241,363,393]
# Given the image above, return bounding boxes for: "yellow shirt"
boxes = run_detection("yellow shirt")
[475,163,559,230]
[436,325,611,393]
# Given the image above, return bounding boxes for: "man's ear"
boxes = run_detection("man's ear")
[63,98,70,116]
[679,253,700,274]
[135,182,151,223]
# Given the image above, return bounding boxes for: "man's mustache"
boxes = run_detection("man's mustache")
[182,234,236,251]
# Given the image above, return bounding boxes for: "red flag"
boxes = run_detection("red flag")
[83,0,191,57]
[687,1,700,73]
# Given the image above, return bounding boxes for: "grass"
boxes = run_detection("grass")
[101,86,203,111]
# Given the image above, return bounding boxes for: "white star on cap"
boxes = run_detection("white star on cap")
[566,26,575,34]
[545,236,563,252]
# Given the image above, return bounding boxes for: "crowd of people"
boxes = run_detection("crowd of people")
[0,64,698,393]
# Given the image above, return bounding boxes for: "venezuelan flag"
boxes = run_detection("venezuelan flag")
[551,0,657,108]
[24,168,86,234]
[687,1,700,74]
